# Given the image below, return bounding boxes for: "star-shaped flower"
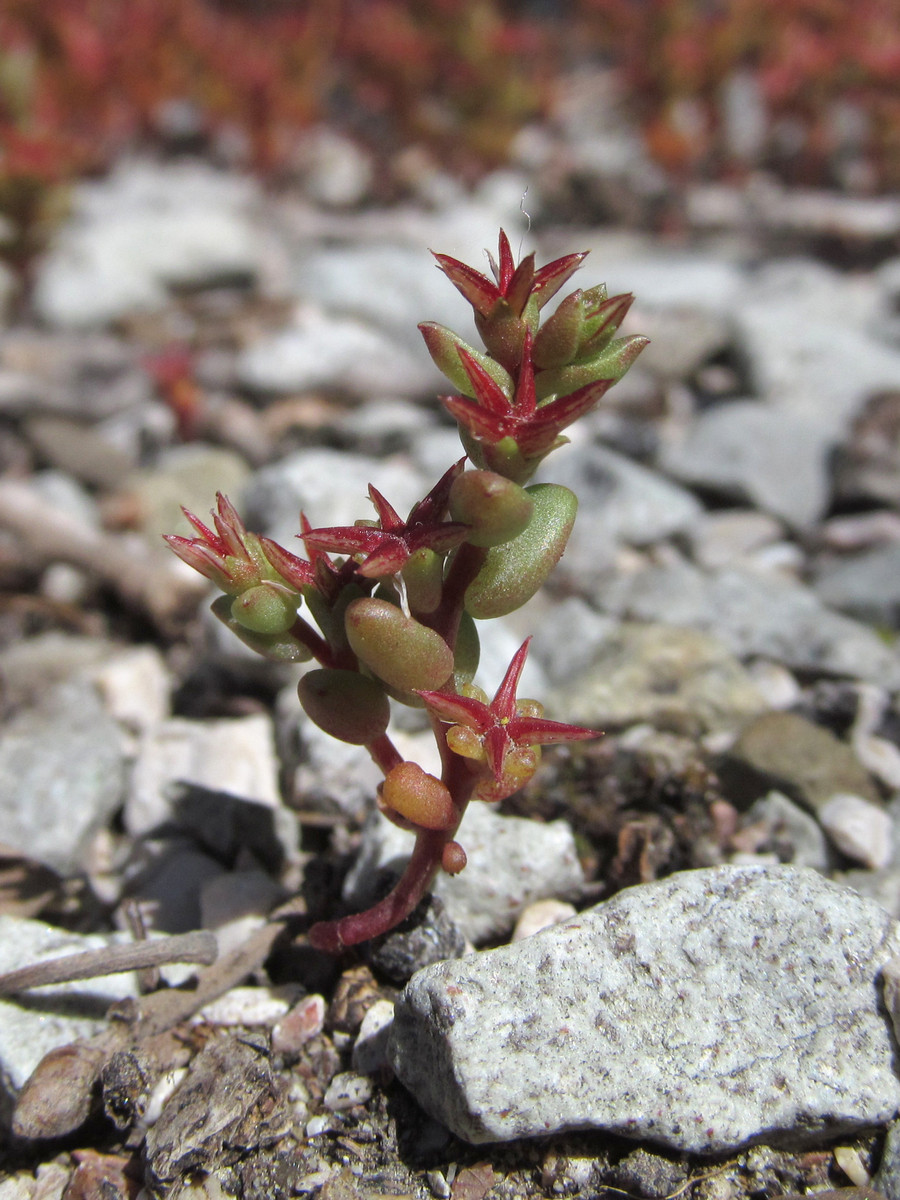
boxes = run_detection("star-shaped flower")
[417,637,601,802]
[165,492,314,595]
[433,229,586,321]
[441,328,614,466]
[302,460,470,578]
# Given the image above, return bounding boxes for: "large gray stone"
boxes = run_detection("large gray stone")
[33,160,262,328]
[661,401,832,529]
[389,865,900,1152]
[594,562,900,687]
[549,621,766,736]
[0,682,126,873]
[540,443,703,591]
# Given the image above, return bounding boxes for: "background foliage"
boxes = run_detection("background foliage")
[2,0,898,257]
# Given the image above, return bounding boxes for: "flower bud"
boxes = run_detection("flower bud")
[401,547,443,615]
[230,583,298,634]
[298,669,390,745]
[531,291,587,370]
[535,335,649,401]
[380,762,456,831]
[345,598,454,693]
[441,841,467,874]
[449,470,534,548]
[211,595,312,662]
[418,322,514,399]
[464,484,577,619]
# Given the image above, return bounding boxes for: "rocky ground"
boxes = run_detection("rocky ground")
[2,111,900,1199]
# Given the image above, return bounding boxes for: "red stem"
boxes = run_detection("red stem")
[366,732,403,776]
[307,827,449,952]
[427,542,487,646]
[288,615,335,665]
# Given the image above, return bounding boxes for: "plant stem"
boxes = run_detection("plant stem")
[428,542,487,646]
[367,732,403,776]
[288,614,335,664]
[307,827,450,952]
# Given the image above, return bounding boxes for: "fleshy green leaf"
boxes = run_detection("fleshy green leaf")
[449,469,534,548]
[345,597,454,693]
[298,669,391,745]
[464,484,577,618]
[211,595,312,663]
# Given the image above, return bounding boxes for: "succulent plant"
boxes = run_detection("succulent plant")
[167,230,646,952]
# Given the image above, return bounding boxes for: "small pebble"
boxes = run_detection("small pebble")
[305,1114,340,1138]
[91,646,171,733]
[834,1146,871,1188]
[322,1070,373,1112]
[818,793,893,868]
[512,899,577,941]
[425,1168,451,1198]
[745,659,802,710]
[882,958,900,1044]
[854,734,900,791]
[194,984,299,1027]
[272,993,326,1056]
[351,999,395,1075]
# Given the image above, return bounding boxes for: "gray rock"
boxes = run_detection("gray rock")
[389,865,900,1152]
[549,622,767,736]
[527,596,620,687]
[738,791,832,872]
[594,250,746,315]
[288,242,471,356]
[661,400,832,529]
[242,448,427,551]
[279,686,384,822]
[0,681,126,873]
[837,866,900,919]
[128,444,250,547]
[0,632,116,710]
[237,304,436,399]
[126,715,286,844]
[594,562,900,687]
[817,793,894,869]
[344,802,584,946]
[723,711,879,814]
[684,509,785,571]
[734,259,900,436]
[23,414,137,490]
[0,916,138,1125]
[875,1117,900,1200]
[541,443,702,591]
[813,542,900,627]
[628,306,733,382]
[33,159,262,328]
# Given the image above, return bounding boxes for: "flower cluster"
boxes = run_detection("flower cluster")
[167,231,646,952]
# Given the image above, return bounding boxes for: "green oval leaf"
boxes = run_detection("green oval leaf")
[345,597,454,693]
[298,669,390,745]
[464,484,577,619]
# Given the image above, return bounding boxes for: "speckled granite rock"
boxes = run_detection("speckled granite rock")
[389,865,900,1152]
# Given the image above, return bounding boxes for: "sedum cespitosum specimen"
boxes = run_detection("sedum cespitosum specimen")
[166,231,647,952]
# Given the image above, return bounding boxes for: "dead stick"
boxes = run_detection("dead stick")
[0,931,218,995]
[12,918,292,1140]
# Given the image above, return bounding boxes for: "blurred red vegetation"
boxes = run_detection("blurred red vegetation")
[3,0,900,258]
[0,0,545,188]
[575,0,900,190]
